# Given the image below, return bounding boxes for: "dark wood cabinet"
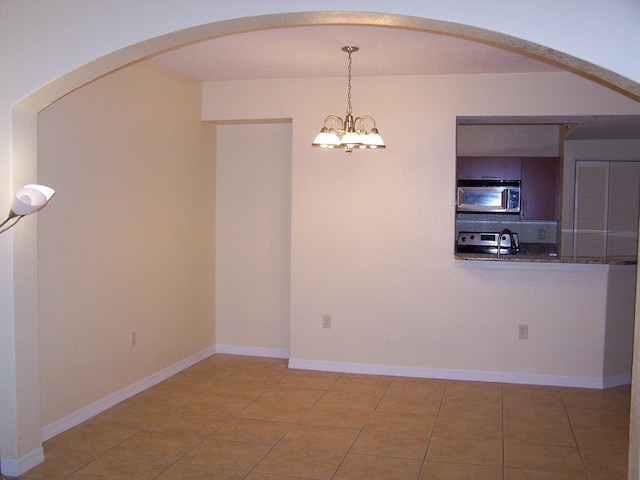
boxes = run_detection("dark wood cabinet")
[521,157,560,220]
[456,156,560,220]
[456,156,521,180]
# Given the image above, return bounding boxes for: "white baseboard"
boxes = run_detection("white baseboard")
[215,344,290,359]
[41,346,216,443]
[0,446,44,477]
[288,357,628,390]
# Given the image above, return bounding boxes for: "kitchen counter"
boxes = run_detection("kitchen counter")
[455,243,637,265]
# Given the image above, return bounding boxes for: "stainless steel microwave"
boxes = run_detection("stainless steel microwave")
[456,180,521,213]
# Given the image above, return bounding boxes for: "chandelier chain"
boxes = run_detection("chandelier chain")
[346,49,352,116]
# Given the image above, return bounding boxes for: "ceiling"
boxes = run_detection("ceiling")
[151,25,640,140]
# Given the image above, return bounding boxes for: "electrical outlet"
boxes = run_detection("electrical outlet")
[518,324,528,340]
[322,315,332,329]
[130,331,137,347]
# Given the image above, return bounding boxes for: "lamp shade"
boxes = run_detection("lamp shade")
[312,130,341,148]
[340,131,363,149]
[364,132,385,148]
[11,184,55,216]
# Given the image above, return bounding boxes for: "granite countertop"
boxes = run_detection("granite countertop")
[455,243,637,265]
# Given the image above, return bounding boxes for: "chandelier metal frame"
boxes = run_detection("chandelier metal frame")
[311,46,385,153]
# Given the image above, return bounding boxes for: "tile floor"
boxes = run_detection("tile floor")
[15,354,631,480]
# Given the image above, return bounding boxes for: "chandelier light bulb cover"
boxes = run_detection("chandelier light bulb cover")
[312,46,385,153]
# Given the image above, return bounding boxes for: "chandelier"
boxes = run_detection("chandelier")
[311,46,385,153]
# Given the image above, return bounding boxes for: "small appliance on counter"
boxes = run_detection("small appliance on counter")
[456,230,520,255]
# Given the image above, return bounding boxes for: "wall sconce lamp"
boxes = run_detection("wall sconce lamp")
[0,184,55,235]
[311,46,385,154]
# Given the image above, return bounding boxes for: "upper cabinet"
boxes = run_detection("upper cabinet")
[456,156,521,180]
[456,156,560,220]
[521,157,561,221]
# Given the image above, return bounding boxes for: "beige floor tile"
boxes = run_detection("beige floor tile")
[122,387,191,410]
[178,393,254,417]
[503,385,564,408]
[241,357,289,370]
[45,422,137,453]
[155,462,244,479]
[223,368,286,386]
[581,446,629,480]
[212,418,291,444]
[560,388,628,411]
[146,411,227,438]
[504,442,586,474]
[245,473,307,480]
[438,399,503,422]
[180,437,271,470]
[147,374,217,396]
[376,392,442,415]
[614,385,632,409]
[434,414,502,442]
[504,418,575,447]
[350,429,429,459]
[15,445,98,480]
[237,397,315,423]
[203,382,270,401]
[426,436,503,466]
[364,410,436,435]
[420,461,502,479]
[276,370,341,389]
[443,381,503,403]
[300,403,373,429]
[503,404,569,424]
[259,385,326,404]
[566,407,630,428]
[108,430,202,462]
[238,387,325,419]
[90,403,166,430]
[385,377,447,398]
[571,424,630,451]
[333,453,422,480]
[504,468,588,479]
[278,424,360,453]
[315,390,382,410]
[65,453,168,479]
[254,446,344,479]
[329,373,393,394]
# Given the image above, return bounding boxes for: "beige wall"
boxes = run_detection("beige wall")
[204,72,640,383]
[215,122,292,353]
[37,61,216,425]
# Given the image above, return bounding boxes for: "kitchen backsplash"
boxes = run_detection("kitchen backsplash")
[455,214,558,244]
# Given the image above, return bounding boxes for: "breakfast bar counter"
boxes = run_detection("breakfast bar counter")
[455,243,637,265]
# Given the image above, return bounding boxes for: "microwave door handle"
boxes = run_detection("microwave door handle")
[501,189,508,210]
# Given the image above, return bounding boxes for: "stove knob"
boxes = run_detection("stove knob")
[469,234,475,240]
[460,236,467,242]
